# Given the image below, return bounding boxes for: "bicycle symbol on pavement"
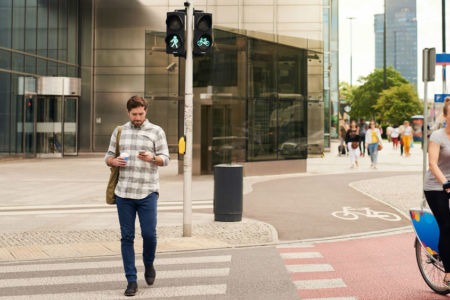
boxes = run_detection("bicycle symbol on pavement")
[331,206,401,221]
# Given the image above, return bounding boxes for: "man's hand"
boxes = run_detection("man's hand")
[137,152,155,163]
[110,157,127,167]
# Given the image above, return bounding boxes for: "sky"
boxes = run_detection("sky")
[339,0,450,98]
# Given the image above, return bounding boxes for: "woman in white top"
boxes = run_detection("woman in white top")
[402,120,413,157]
[391,126,399,150]
[365,121,383,169]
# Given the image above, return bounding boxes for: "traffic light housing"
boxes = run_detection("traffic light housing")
[193,12,213,56]
[166,11,186,56]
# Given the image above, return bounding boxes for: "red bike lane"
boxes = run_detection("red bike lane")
[281,232,449,299]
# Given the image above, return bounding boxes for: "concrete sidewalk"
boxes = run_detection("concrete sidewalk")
[0,139,423,261]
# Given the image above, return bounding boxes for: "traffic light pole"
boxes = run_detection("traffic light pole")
[183,0,194,237]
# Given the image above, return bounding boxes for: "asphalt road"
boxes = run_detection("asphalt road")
[243,171,414,240]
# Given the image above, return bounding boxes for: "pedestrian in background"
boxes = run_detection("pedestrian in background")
[401,120,413,157]
[366,120,383,169]
[386,125,393,143]
[345,120,360,168]
[105,96,170,296]
[391,125,399,150]
[424,100,450,286]
[338,119,348,155]
[359,118,367,157]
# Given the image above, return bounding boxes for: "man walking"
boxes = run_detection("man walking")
[105,95,170,296]
[359,119,367,157]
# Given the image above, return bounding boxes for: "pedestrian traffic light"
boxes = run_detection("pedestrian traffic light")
[193,12,213,56]
[166,11,185,57]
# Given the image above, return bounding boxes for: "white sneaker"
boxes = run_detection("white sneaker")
[350,164,355,169]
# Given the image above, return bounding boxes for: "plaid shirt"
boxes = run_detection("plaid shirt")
[105,119,170,199]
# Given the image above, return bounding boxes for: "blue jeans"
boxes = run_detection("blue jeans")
[368,143,378,164]
[116,193,158,282]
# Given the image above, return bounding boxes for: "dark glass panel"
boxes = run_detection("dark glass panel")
[58,0,67,61]
[0,72,11,152]
[247,98,277,161]
[67,0,77,64]
[0,50,11,69]
[67,65,78,77]
[25,55,36,74]
[11,74,23,153]
[47,60,57,75]
[25,0,37,54]
[36,58,46,75]
[12,53,24,72]
[48,0,58,59]
[0,0,12,48]
[12,0,25,51]
[248,38,276,98]
[37,0,48,57]
[57,62,66,76]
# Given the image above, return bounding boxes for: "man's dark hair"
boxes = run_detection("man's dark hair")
[127,95,148,111]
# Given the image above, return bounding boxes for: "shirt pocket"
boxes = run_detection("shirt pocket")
[139,132,156,154]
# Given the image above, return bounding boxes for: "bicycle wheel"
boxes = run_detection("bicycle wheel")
[331,211,358,220]
[415,237,450,295]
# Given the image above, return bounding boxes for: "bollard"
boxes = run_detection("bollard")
[213,164,243,222]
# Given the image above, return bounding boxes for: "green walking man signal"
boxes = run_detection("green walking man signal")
[165,10,213,57]
[170,35,180,49]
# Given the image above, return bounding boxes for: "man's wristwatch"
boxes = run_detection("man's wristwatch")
[151,156,156,163]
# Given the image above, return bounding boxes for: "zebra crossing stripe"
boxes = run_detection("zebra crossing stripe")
[0,284,227,299]
[0,268,229,288]
[286,264,334,273]
[0,255,232,273]
[294,278,347,289]
[280,252,323,259]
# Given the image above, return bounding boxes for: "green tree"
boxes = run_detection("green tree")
[375,83,423,125]
[349,67,409,120]
[339,81,355,103]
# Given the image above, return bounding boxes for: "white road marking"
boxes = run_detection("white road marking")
[0,284,227,299]
[276,243,314,248]
[294,278,347,289]
[0,268,229,288]
[0,255,232,273]
[280,252,323,259]
[0,205,212,215]
[303,297,356,300]
[286,264,334,273]
[0,200,213,211]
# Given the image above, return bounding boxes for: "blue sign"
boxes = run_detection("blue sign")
[436,53,450,65]
[434,94,450,103]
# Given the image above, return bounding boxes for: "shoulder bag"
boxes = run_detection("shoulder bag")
[106,126,122,205]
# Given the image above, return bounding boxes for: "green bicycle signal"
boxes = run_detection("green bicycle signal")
[197,37,210,47]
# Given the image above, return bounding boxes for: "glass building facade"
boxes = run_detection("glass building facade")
[374,0,417,87]
[0,0,339,176]
[0,0,79,155]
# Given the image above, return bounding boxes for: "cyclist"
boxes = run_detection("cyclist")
[424,100,450,286]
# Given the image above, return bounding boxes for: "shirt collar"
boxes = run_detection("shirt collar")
[129,119,150,129]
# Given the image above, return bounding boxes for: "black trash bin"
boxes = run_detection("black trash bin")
[214,164,243,222]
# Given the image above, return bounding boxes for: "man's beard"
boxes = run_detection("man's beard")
[132,120,143,126]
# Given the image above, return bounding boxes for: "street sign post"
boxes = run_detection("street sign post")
[422,48,436,204]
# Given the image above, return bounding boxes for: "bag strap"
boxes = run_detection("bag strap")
[115,126,122,157]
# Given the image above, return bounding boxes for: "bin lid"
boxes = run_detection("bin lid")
[214,164,243,168]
